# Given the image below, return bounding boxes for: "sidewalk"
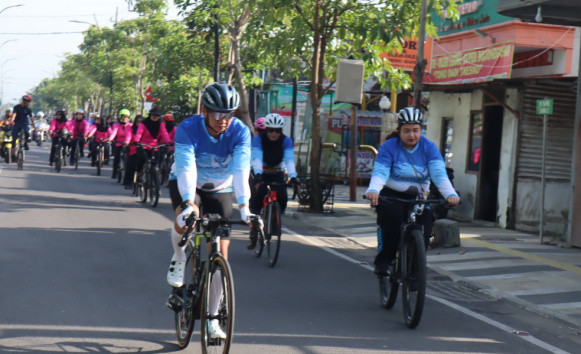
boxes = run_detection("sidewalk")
[287,183,581,329]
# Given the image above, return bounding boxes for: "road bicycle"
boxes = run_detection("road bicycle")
[54,135,68,173]
[15,129,26,170]
[254,182,292,267]
[134,143,165,207]
[365,193,447,329]
[167,214,262,353]
[94,138,109,176]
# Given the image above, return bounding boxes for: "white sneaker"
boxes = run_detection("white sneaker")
[166,256,186,288]
[208,319,226,339]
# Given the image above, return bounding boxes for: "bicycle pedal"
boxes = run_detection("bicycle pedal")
[166,295,182,312]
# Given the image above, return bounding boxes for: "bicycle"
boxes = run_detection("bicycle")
[134,143,165,207]
[167,214,262,353]
[364,193,447,329]
[93,138,109,176]
[71,138,83,171]
[253,182,292,267]
[15,129,25,170]
[54,134,68,173]
[116,145,128,184]
[160,143,174,187]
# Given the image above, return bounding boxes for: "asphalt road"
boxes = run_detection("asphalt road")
[1,146,580,353]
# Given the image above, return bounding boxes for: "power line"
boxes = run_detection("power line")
[0,32,83,35]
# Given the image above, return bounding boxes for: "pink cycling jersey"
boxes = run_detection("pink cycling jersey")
[134,121,170,149]
[50,119,68,138]
[110,122,133,147]
[67,119,88,140]
[88,124,112,141]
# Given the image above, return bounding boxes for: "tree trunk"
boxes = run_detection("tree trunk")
[230,24,254,133]
[309,1,324,212]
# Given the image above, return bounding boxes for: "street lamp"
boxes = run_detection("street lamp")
[0,4,23,16]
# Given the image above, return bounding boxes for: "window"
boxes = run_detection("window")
[467,111,483,173]
[440,118,454,166]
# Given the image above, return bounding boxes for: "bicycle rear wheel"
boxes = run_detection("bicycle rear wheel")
[379,272,398,309]
[17,149,23,170]
[266,202,282,267]
[174,255,197,349]
[150,166,160,207]
[401,229,427,329]
[201,255,235,354]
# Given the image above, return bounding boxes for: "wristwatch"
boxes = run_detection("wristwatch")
[180,200,193,211]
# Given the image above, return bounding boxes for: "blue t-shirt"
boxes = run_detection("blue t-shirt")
[13,104,32,126]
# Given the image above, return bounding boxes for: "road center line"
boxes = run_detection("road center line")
[282,226,570,354]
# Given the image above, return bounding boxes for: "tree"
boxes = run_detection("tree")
[256,0,455,212]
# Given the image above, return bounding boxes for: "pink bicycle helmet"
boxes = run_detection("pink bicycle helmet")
[254,117,266,130]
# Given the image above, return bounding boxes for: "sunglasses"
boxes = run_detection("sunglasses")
[208,111,234,120]
[267,128,282,134]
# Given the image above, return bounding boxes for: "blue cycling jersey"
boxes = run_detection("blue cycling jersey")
[174,115,251,205]
[366,136,457,198]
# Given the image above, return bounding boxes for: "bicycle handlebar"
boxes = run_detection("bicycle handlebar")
[178,214,262,247]
[363,194,447,206]
[135,142,166,150]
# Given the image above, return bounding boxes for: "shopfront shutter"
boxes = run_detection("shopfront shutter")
[517,79,576,182]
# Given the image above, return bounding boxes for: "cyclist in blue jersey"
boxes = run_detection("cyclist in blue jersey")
[166,82,253,340]
[247,113,298,249]
[366,107,460,275]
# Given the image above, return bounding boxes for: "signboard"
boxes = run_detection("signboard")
[145,86,157,103]
[380,37,432,72]
[425,41,515,84]
[431,0,514,36]
[536,98,553,115]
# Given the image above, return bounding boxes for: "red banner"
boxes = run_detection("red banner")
[425,41,514,84]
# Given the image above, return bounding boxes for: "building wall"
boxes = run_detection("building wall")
[497,88,520,227]
[427,91,478,221]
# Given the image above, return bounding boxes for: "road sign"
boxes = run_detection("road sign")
[537,98,553,115]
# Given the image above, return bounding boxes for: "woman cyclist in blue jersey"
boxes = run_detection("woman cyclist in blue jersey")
[166,82,254,340]
[247,113,298,249]
[365,107,460,275]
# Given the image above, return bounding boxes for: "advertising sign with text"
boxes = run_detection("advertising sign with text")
[425,41,514,84]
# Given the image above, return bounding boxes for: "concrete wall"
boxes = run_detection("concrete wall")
[497,88,520,227]
[427,91,478,221]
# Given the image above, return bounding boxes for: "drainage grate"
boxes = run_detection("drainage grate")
[428,280,495,302]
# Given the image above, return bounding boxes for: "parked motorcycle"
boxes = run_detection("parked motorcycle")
[34,120,49,146]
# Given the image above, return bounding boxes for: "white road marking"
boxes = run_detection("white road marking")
[543,302,581,310]
[507,288,573,296]
[282,226,570,354]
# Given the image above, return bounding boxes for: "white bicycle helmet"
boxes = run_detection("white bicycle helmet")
[264,113,285,128]
[397,107,423,124]
[37,111,45,117]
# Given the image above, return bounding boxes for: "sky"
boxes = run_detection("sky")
[0,0,181,107]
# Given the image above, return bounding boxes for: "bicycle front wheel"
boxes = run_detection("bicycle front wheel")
[97,149,103,176]
[401,229,427,329]
[266,202,282,267]
[140,171,148,203]
[74,144,80,170]
[201,255,235,354]
[150,166,160,207]
[55,147,62,173]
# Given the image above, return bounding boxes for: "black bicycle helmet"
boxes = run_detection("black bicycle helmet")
[397,107,423,124]
[201,82,240,112]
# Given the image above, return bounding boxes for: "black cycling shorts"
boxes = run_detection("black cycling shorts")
[168,179,234,220]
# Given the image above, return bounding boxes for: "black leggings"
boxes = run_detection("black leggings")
[70,138,85,163]
[168,179,233,234]
[375,187,433,267]
[249,172,288,214]
[49,137,68,163]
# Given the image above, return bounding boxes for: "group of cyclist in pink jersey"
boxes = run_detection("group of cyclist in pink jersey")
[45,106,177,189]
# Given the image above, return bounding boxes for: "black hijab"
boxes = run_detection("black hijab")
[142,117,161,138]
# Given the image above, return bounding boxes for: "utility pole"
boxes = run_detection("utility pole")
[412,0,428,109]
[213,14,220,82]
